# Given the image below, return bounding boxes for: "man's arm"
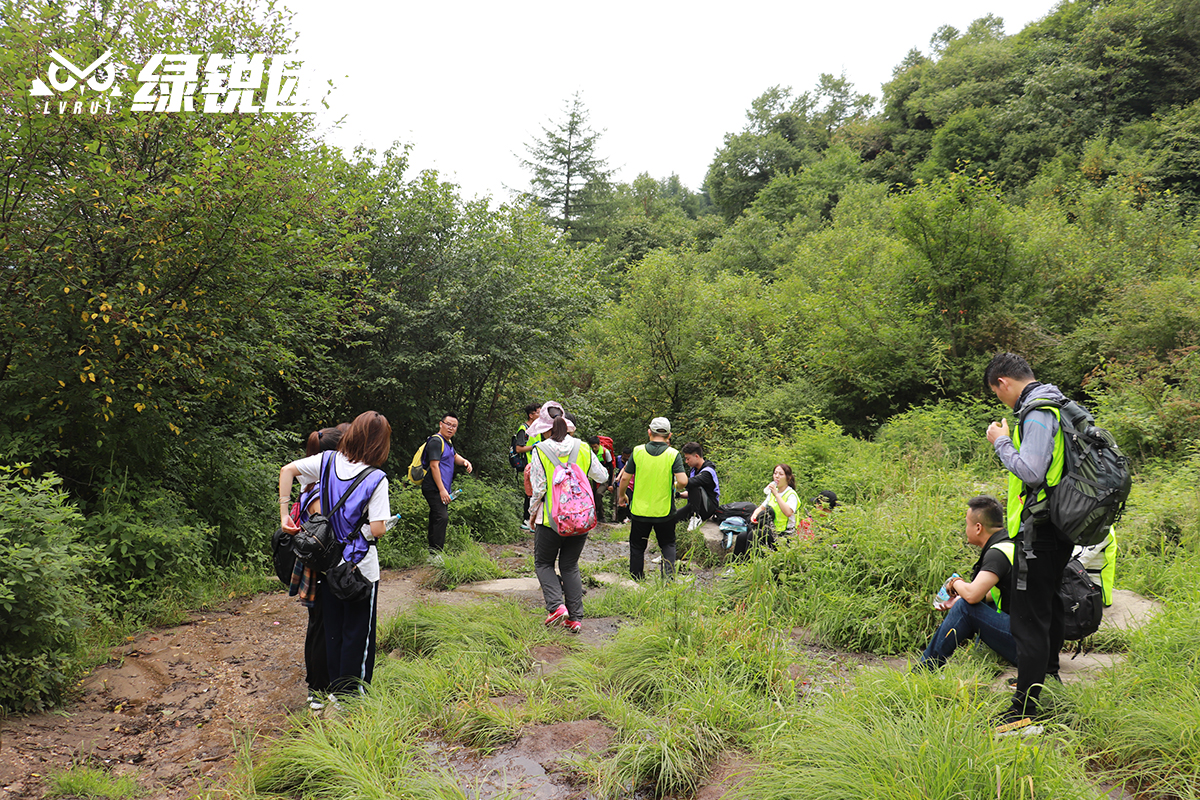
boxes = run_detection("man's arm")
[673,471,688,491]
[990,409,1057,486]
[947,570,1001,605]
[454,452,473,473]
[617,470,632,507]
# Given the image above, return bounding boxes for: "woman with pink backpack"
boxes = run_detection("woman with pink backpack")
[527,403,609,633]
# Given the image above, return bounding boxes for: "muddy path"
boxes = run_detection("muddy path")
[0,524,1148,799]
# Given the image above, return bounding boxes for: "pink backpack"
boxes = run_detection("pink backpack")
[541,442,597,536]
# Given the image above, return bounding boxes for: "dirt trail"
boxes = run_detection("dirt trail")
[0,528,1157,800]
[0,569,433,799]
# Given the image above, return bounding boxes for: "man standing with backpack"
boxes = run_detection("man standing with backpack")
[423,412,473,563]
[617,417,688,579]
[984,353,1072,732]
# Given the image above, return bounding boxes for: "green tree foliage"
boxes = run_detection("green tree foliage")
[335,148,604,468]
[519,92,614,241]
[0,0,368,508]
[706,78,874,221]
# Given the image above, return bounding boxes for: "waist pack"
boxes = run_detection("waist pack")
[1060,557,1103,641]
[291,459,378,573]
[1020,398,1131,547]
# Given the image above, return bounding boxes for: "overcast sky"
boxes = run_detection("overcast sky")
[283,0,1058,203]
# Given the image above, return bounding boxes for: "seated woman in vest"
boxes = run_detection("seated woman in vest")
[749,464,799,535]
[671,441,720,524]
[528,415,609,633]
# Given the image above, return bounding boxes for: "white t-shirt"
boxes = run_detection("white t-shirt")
[293,451,389,582]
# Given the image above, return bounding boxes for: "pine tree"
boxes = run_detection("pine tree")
[519,93,613,239]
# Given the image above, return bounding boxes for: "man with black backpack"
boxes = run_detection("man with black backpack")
[984,352,1076,732]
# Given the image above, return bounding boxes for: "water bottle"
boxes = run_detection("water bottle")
[934,573,961,607]
[384,513,401,531]
[447,488,463,502]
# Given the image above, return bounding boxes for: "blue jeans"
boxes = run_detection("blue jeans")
[918,599,1017,669]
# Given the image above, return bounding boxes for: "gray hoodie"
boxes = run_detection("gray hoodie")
[992,381,1067,488]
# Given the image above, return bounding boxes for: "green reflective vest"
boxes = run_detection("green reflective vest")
[988,540,1016,612]
[534,441,593,529]
[629,443,679,518]
[1004,405,1066,540]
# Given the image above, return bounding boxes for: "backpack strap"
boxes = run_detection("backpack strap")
[422,434,445,468]
[321,455,379,532]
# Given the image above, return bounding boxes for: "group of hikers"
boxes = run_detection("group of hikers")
[272,352,1119,737]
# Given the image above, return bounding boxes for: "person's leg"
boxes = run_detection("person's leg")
[558,534,588,621]
[331,583,376,696]
[305,599,329,693]
[522,492,531,527]
[320,581,345,692]
[629,515,651,579]
[918,599,974,668]
[361,582,378,686]
[591,481,606,523]
[424,487,449,551]
[533,524,566,612]
[653,516,677,578]
[1007,527,1073,718]
[968,603,1018,666]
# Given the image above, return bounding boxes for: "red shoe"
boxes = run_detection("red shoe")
[544,604,568,626]
[564,619,581,634]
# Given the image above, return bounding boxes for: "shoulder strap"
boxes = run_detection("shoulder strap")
[324,459,379,519]
[423,434,444,466]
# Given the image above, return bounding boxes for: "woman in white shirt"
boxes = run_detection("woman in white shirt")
[278,411,391,699]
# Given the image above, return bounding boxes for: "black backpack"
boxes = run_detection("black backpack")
[1020,398,1132,547]
[1060,558,1103,641]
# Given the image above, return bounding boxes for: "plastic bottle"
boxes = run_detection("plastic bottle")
[384,513,402,531]
[934,573,962,607]
[447,488,463,502]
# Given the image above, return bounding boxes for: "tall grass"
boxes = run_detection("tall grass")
[1067,595,1200,800]
[733,669,1104,800]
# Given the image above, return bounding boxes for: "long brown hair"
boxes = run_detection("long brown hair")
[340,411,392,467]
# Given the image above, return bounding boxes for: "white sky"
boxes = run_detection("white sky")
[283,0,1057,203]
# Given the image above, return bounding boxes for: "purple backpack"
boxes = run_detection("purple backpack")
[540,441,597,536]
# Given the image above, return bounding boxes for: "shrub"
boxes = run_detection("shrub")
[83,485,211,607]
[0,465,91,712]
[378,478,522,569]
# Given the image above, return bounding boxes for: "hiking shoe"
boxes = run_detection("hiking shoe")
[520,521,532,531]
[545,604,569,626]
[995,717,1044,737]
[427,551,445,567]
[564,619,581,634]
[307,693,325,711]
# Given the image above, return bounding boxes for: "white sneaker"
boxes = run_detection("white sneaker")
[427,552,445,567]
[651,556,662,564]
[721,566,735,578]
[307,693,325,711]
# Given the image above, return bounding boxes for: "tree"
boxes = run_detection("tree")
[0,0,369,517]
[518,92,614,240]
[706,78,874,221]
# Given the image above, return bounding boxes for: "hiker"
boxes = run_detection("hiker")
[422,412,473,561]
[586,434,614,523]
[285,424,349,709]
[513,402,541,530]
[915,495,1018,671]
[616,417,688,579]
[278,410,392,700]
[612,447,633,523]
[984,352,1072,728]
[749,464,800,536]
[529,415,608,633]
[670,441,720,524]
[796,490,838,540]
